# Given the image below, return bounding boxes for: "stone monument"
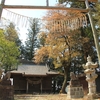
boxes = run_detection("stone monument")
[67,72,84,99]
[83,55,98,99]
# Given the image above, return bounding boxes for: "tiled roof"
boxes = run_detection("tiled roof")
[11,64,59,76]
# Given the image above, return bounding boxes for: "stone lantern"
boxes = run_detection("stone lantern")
[83,55,98,99]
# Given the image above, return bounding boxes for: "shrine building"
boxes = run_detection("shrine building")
[10,61,59,94]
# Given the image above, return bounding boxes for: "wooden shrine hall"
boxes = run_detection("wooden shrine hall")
[10,62,59,94]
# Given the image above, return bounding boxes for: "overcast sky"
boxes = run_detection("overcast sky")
[1,0,57,18]
[0,0,58,42]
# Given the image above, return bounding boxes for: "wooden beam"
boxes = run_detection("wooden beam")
[87,0,97,1]
[0,0,5,19]
[85,0,100,65]
[3,5,89,12]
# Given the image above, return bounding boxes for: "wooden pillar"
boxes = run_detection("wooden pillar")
[26,81,29,93]
[40,80,42,93]
[85,0,100,65]
[0,0,5,20]
[53,78,56,94]
[46,0,49,6]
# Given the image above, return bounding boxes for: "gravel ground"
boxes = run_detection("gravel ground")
[14,94,66,100]
[14,94,63,100]
[14,94,100,100]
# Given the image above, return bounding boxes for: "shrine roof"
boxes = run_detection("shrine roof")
[11,64,59,76]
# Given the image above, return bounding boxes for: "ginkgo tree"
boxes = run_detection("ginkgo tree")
[34,7,89,93]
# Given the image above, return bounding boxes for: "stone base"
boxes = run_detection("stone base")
[87,93,98,100]
[67,86,84,99]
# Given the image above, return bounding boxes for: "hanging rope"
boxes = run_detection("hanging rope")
[2,9,32,28]
[43,10,87,32]
[26,78,42,84]
[1,9,87,32]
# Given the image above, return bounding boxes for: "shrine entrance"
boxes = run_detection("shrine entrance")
[29,84,40,93]
[26,78,42,93]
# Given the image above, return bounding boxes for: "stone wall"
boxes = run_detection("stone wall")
[0,80,14,100]
[0,85,14,100]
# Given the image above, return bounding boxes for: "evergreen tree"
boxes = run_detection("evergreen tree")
[24,18,40,61]
[4,22,23,61]
[5,23,20,42]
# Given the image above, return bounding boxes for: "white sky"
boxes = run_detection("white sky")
[1,0,57,17]
[0,0,58,42]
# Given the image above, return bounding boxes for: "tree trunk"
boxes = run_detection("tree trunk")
[60,66,69,93]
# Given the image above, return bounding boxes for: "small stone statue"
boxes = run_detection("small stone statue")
[2,71,11,81]
[0,71,11,85]
[70,72,77,80]
[70,72,80,87]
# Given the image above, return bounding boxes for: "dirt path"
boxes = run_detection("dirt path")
[14,94,100,100]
